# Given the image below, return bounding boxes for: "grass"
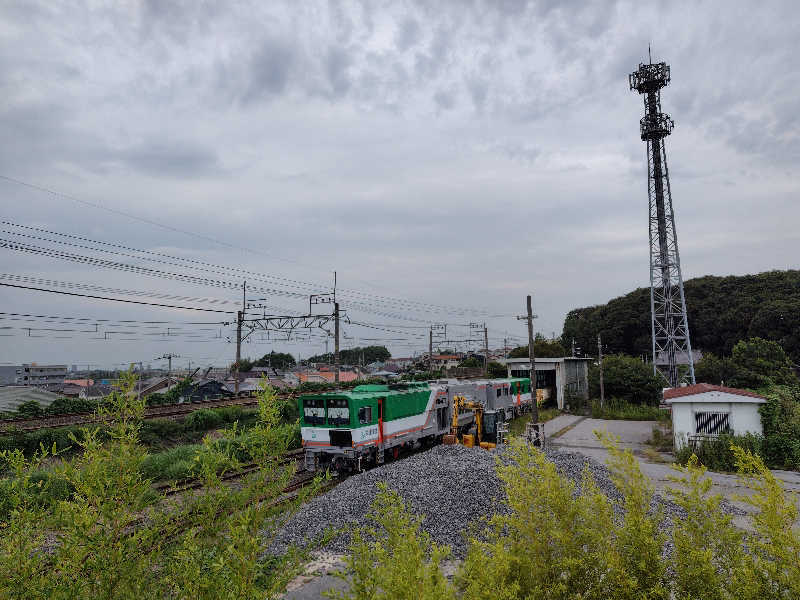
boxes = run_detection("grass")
[674,433,765,472]
[508,408,561,437]
[590,399,669,422]
[646,424,674,452]
[140,444,202,482]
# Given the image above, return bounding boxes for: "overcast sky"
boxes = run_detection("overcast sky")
[1,0,798,370]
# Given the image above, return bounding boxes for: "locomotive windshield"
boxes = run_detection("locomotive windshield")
[302,398,325,425]
[327,398,350,426]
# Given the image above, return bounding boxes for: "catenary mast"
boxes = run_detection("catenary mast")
[629,53,695,387]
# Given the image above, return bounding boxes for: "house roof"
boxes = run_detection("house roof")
[663,383,767,403]
[298,371,359,383]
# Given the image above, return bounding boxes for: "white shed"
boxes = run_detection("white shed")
[663,383,766,449]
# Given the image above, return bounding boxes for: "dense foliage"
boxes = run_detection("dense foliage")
[458,357,481,368]
[487,361,507,378]
[234,351,297,372]
[695,337,799,388]
[590,399,668,421]
[588,354,663,405]
[335,436,800,599]
[0,374,320,599]
[0,405,277,457]
[2,397,103,421]
[562,270,800,362]
[509,334,568,358]
[305,345,391,366]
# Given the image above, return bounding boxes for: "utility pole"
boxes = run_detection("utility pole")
[517,295,538,425]
[598,333,605,409]
[429,327,433,372]
[235,311,242,394]
[483,323,489,377]
[234,281,246,395]
[334,302,340,384]
[572,338,576,357]
[503,337,508,359]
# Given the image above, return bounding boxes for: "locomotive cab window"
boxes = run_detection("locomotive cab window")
[496,388,502,398]
[503,387,508,395]
[358,405,372,424]
[302,398,325,425]
[327,398,350,426]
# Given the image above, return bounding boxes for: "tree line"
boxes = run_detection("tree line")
[562,269,800,362]
[304,345,391,366]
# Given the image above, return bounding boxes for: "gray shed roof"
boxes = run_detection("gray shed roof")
[0,386,61,412]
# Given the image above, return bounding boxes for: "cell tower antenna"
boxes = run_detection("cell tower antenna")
[629,56,695,388]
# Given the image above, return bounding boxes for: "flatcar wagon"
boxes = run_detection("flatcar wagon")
[299,377,533,473]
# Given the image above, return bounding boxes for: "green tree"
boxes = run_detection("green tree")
[509,334,567,359]
[694,352,736,385]
[588,354,663,405]
[458,357,481,368]
[727,337,798,389]
[758,386,800,470]
[487,361,507,378]
[307,346,391,366]
[253,351,296,370]
[233,358,254,372]
[562,270,800,363]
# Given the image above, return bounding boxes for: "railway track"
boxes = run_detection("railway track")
[0,393,290,433]
[153,448,306,496]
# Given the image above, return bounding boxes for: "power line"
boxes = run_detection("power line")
[0,282,235,313]
[1,217,495,316]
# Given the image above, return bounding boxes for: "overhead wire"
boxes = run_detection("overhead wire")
[1,218,495,316]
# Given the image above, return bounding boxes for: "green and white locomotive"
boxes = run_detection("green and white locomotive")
[299,377,533,472]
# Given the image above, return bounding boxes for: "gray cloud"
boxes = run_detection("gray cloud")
[244,38,296,101]
[0,0,798,367]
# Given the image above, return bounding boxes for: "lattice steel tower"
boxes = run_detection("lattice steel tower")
[630,55,695,387]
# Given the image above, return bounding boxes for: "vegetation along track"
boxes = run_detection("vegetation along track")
[154,448,307,496]
[0,393,290,433]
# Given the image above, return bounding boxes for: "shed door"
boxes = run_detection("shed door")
[694,412,730,435]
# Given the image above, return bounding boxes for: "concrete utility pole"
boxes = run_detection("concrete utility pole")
[572,338,576,357]
[235,310,242,394]
[483,323,489,377]
[518,295,538,425]
[334,302,340,384]
[598,333,605,409]
[429,327,433,372]
[234,281,246,395]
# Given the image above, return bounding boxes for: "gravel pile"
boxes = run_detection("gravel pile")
[266,444,741,558]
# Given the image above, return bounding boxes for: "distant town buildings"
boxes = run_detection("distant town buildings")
[0,364,67,387]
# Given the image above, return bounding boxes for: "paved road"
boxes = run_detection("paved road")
[549,417,800,520]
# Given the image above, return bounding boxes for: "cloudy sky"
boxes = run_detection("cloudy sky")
[1,0,798,370]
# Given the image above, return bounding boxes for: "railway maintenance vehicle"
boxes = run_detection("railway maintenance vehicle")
[298,377,535,473]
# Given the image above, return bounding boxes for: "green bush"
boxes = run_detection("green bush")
[487,361,507,378]
[590,398,669,421]
[675,433,765,472]
[45,397,100,416]
[0,425,95,457]
[140,444,201,482]
[336,438,800,599]
[0,374,315,598]
[15,400,43,418]
[759,385,800,470]
[588,354,663,405]
[184,409,224,431]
